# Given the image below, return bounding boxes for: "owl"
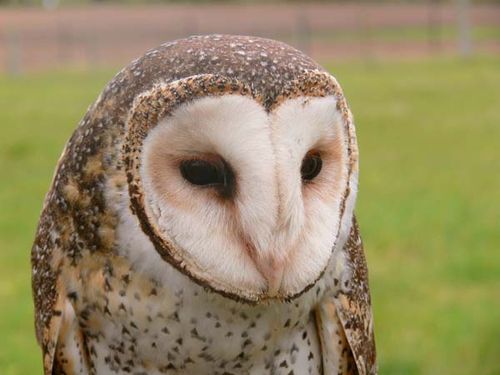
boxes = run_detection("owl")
[31,35,376,375]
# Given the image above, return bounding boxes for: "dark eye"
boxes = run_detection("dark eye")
[301,153,322,181]
[180,157,235,198]
[180,159,223,186]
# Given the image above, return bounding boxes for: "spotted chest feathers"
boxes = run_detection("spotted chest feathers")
[62,253,328,375]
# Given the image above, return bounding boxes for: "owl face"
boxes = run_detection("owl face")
[125,74,357,303]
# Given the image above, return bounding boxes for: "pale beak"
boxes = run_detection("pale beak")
[253,256,285,297]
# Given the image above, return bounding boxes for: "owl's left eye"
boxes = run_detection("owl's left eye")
[180,159,223,186]
[180,157,235,197]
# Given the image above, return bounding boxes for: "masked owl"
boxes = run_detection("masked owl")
[31,35,376,375]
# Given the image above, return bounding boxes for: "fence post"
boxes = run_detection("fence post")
[6,30,22,76]
[457,0,472,56]
[427,0,443,54]
[296,10,311,55]
[358,3,373,64]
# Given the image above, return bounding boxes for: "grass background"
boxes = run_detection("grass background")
[0,56,499,374]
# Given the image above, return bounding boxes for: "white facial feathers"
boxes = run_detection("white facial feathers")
[140,94,349,298]
[270,97,348,293]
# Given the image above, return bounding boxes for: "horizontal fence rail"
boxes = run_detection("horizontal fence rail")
[1,2,499,74]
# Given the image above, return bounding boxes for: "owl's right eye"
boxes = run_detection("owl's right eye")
[180,159,223,186]
[301,152,322,182]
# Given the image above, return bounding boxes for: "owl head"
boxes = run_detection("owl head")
[121,35,358,303]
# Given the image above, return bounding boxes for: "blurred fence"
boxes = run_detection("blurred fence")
[1,2,499,74]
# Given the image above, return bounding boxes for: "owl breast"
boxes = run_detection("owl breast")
[72,253,323,374]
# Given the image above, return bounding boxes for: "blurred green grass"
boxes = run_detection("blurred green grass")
[0,56,499,374]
